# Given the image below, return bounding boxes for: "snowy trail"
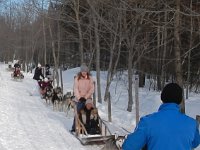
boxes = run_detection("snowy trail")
[0,64,101,150]
[1,63,200,150]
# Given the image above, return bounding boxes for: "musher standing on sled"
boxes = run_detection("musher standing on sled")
[71,63,94,132]
[33,63,44,87]
[13,60,21,77]
[31,63,45,96]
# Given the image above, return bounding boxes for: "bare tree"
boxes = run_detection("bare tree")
[86,0,102,102]
[71,0,84,64]
[161,10,168,90]
[42,0,47,65]
[174,0,185,113]
[186,0,193,99]
[102,1,123,102]
[123,8,145,112]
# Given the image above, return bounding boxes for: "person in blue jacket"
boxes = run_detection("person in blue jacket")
[122,83,200,150]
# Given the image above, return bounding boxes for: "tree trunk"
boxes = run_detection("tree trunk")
[157,16,161,91]
[186,0,193,99]
[127,52,133,112]
[103,2,123,103]
[107,92,112,122]
[88,18,95,68]
[49,23,59,86]
[94,17,102,103]
[161,11,168,90]
[57,19,61,65]
[139,72,145,87]
[104,32,116,102]
[74,0,84,64]
[42,0,47,65]
[60,68,63,93]
[174,0,185,113]
[135,75,139,124]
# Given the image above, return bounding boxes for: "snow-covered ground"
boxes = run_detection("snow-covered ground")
[0,62,200,150]
[0,64,101,150]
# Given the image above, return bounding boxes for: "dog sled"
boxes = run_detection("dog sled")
[72,102,117,145]
[11,72,24,80]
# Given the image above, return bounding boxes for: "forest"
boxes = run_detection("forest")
[0,0,200,112]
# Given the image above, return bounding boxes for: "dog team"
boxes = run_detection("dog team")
[32,63,73,112]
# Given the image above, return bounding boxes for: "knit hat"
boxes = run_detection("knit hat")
[38,63,41,68]
[161,83,183,104]
[85,99,94,107]
[44,77,48,82]
[80,63,89,72]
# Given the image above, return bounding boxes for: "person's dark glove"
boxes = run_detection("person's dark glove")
[79,97,86,102]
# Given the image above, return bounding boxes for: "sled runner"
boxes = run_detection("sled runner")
[71,131,115,145]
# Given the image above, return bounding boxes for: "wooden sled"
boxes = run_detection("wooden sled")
[72,102,114,145]
[74,133,115,145]
[11,72,24,80]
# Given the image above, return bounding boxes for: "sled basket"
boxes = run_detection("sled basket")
[72,101,114,145]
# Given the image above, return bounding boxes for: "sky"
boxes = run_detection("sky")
[0,0,49,12]
[0,62,200,150]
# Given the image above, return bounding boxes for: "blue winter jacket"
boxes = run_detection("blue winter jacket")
[122,103,200,150]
